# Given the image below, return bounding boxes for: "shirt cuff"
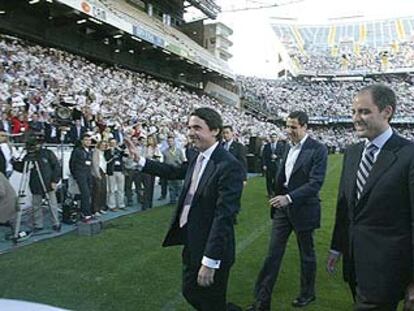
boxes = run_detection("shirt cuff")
[201,256,221,269]
[329,249,341,256]
[286,194,292,204]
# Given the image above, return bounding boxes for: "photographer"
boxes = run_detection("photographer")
[105,139,126,211]
[13,134,61,231]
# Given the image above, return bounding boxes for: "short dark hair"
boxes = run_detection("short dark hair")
[81,134,91,140]
[190,107,223,140]
[287,111,309,126]
[167,135,175,140]
[359,84,396,121]
[223,125,233,132]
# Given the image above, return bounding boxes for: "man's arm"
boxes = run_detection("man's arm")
[203,160,244,261]
[142,158,188,180]
[327,150,349,274]
[404,152,414,310]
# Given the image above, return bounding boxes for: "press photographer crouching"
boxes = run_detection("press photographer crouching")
[13,133,62,232]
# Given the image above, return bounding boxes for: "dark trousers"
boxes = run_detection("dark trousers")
[160,178,168,198]
[124,170,140,204]
[75,173,93,217]
[254,207,316,309]
[182,262,230,311]
[352,285,399,311]
[265,164,277,197]
[141,173,154,210]
[92,171,107,213]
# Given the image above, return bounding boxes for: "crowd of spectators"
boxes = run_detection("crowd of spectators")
[0,34,278,147]
[239,74,414,119]
[1,33,413,158]
[290,41,414,73]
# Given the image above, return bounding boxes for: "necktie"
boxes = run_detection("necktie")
[179,153,205,227]
[356,143,378,200]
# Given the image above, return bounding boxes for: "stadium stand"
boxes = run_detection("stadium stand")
[272,16,414,73]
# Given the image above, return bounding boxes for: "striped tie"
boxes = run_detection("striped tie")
[356,143,378,200]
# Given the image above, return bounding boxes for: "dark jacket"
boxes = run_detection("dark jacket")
[14,148,61,194]
[331,133,414,303]
[143,144,244,267]
[69,147,92,178]
[225,140,248,180]
[262,140,287,170]
[272,137,328,231]
[104,147,126,175]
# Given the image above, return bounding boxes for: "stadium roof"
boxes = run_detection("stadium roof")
[185,0,221,20]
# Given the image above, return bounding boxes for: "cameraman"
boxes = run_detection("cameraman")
[13,135,62,231]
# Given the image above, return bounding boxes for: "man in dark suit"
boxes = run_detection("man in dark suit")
[222,125,248,182]
[131,107,244,311]
[69,134,93,222]
[327,84,414,311]
[248,111,328,311]
[262,133,287,197]
[67,119,86,144]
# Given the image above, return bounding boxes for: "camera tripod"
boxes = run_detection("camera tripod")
[13,159,53,243]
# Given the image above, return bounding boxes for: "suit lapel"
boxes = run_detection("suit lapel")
[346,143,364,212]
[354,136,399,213]
[193,159,216,202]
[290,138,311,177]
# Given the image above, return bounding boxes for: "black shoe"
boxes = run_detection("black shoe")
[158,196,166,201]
[246,302,270,311]
[52,224,62,232]
[291,296,315,308]
[33,227,43,232]
[227,302,242,311]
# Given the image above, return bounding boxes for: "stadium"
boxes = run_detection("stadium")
[0,0,413,310]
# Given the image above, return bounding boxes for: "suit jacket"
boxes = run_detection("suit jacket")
[67,125,86,143]
[225,140,248,180]
[44,123,61,144]
[331,133,414,302]
[272,137,328,231]
[69,147,92,178]
[262,141,287,170]
[142,144,244,268]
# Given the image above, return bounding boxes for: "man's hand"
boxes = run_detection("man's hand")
[243,181,247,187]
[50,182,57,190]
[197,264,215,287]
[262,165,267,171]
[269,195,290,209]
[404,283,414,311]
[326,251,341,275]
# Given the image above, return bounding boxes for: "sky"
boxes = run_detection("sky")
[188,0,414,78]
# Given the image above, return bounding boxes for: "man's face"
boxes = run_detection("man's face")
[352,92,392,140]
[167,138,175,148]
[82,137,91,148]
[187,116,218,151]
[222,128,233,142]
[286,118,307,144]
[270,134,277,143]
